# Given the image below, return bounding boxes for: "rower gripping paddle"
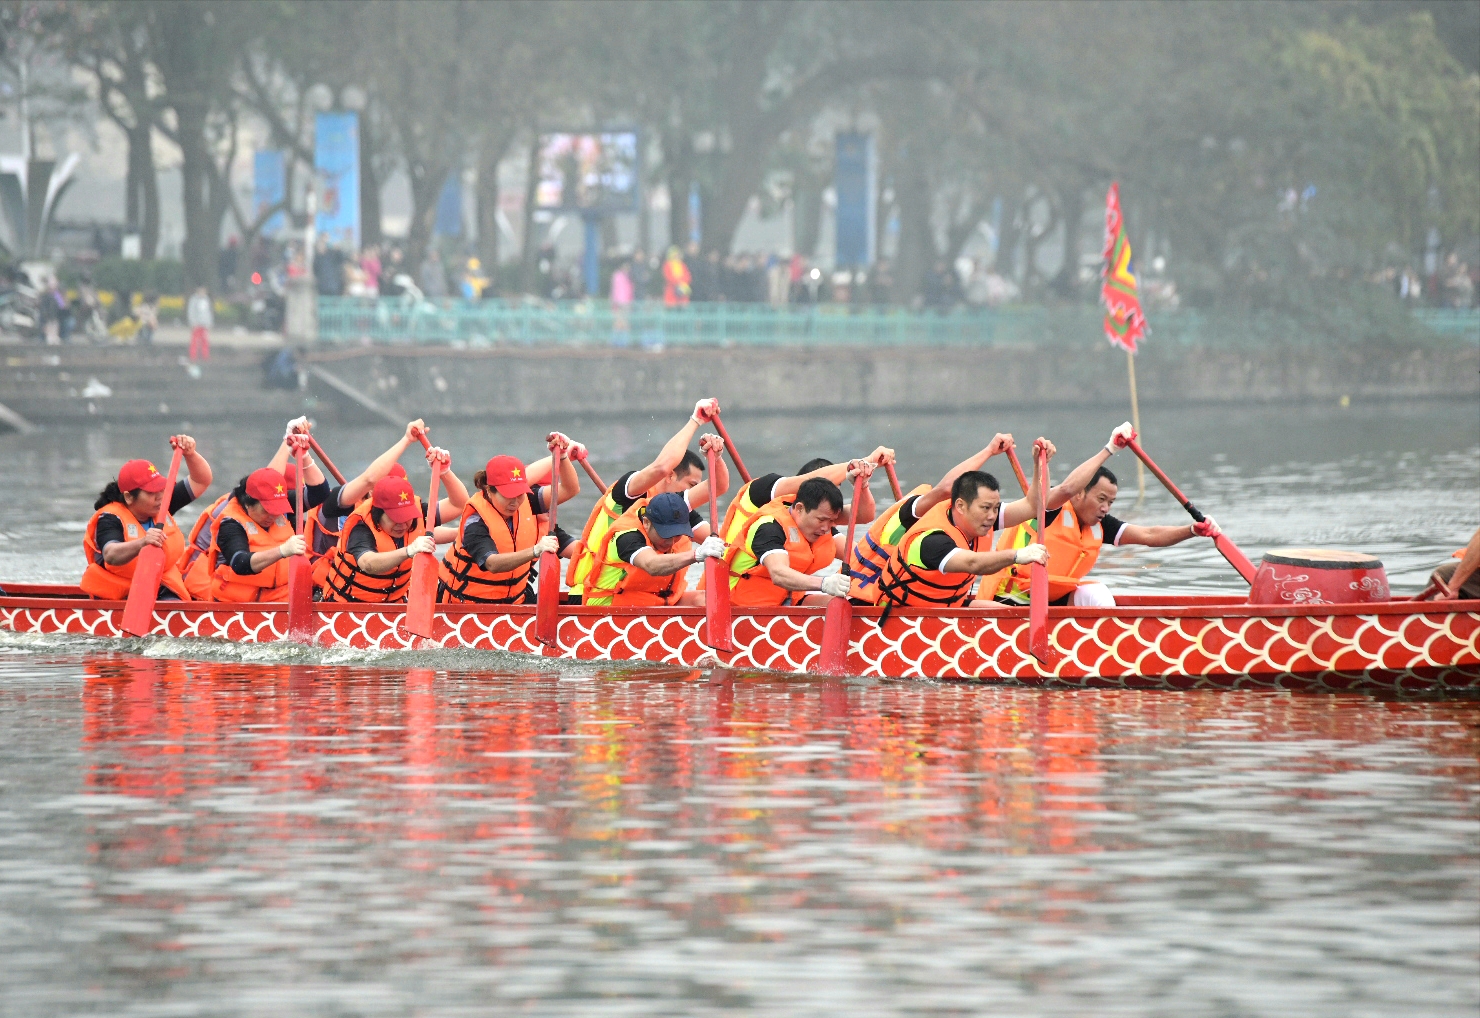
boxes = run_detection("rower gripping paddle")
[710,414,751,484]
[121,440,185,637]
[703,444,734,653]
[535,442,562,647]
[1028,444,1054,666]
[286,439,317,642]
[818,471,867,676]
[1125,437,1257,584]
[404,435,443,639]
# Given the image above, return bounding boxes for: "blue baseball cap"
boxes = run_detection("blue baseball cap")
[643,492,694,539]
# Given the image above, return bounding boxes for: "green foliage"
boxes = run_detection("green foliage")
[75,259,187,297]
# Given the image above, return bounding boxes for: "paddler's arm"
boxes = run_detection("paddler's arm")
[847,460,878,524]
[1000,437,1055,529]
[427,445,468,518]
[1436,527,1480,599]
[355,533,435,575]
[1118,522,1198,548]
[172,434,213,496]
[337,420,427,508]
[629,545,698,577]
[916,434,1015,517]
[685,433,730,511]
[1044,423,1134,512]
[484,535,557,574]
[625,399,716,497]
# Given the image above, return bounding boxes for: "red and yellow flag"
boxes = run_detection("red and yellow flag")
[1101,182,1146,354]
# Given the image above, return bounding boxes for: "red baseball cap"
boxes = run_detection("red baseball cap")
[372,475,422,524]
[387,463,408,479]
[483,455,532,498]
[118,459,169,494]
[283,460,298,487]
[245,467,293,515]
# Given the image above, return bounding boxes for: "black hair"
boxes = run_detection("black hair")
[795,477,844,513]
[951,470,1001,506]
[798,457,833,474]
[677,449,705,475]
[1087,466,1118,492]
[93,481,138,511]
[231,475,261,512]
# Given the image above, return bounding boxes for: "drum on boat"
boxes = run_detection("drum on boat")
[1248,548,1389,606]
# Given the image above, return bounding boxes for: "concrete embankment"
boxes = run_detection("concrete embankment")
[0,339,1472,428]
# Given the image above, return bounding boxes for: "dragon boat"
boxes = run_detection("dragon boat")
[0,583,1475,696]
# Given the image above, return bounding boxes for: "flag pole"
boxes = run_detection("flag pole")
[1126,348,1146,501]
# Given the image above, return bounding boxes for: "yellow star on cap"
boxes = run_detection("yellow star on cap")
[147,465,158,475]
[511,467,522,479]
[275,483,285,494]
[398,491,410,503]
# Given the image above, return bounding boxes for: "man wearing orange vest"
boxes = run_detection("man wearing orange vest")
[990,423,1221,608]
[875,468,1050,612]
[845,432,1035,605]
[719,471,869,607]
[717,448,891,557]
[566,400,728,601]
[584,492,724,607]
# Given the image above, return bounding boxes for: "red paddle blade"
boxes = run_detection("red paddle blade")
[405,554,438,638]
[120,546,166,637]
[1028,560,1053,664]
[703,558,734,652]
[817,596,853,675]
[535,550,560,646]
[1214,534,1258,584]
[287,556,316,642]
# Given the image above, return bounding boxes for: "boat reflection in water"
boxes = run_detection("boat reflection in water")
[30,654,1474,1014]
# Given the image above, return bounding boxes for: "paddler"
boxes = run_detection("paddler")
[845,433,1031,605]
[583,492,725,607]
[718,447,893,556]
[1429,527,1480,600]
[989,423,1221,608]
[81,436,213,601]
[874,457,1052,612]
[203,466,305,602]
[565,400,730,602]
[436,433,584,604]
[717,466,876,607]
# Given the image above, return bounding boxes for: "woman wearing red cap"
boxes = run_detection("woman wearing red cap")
[321,472,440,602]
[81,435,213,601]
[436,433,582,604]
[203,467,306,602]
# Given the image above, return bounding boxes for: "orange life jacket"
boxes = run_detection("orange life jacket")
[207,498,293,602]
[995,501,1104,604]
[437,491,539,604]
[565,477,653,596]
[845,484,932,604]
[322,497,422,603]
[584,499,692,607]
[721,498,835,607]
[875,499,982,609]
[80,502,189,601]
[180,492,231,599]
[303,502,346,592]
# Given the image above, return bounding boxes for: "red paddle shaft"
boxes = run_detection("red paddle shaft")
[1028,445,1053,665]
[306,436,346,485]
[1125,437,1258,584]
[403,444,444,639]
[703,444,734,653]
[572,450,605,492]
[286,442,316,642]
[884,463,903,502]
[120,441,186,637]
[1004,447,1031,497]
[818,473,867,676]
[535,444,562,646]
[710,414,751,484]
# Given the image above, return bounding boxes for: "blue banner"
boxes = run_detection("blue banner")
[314,112,360,250]
[834,132,875,267]
[434,172,461,237]
[253,150,285,238]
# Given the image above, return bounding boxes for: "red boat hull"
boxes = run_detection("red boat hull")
[0,585,1475,695]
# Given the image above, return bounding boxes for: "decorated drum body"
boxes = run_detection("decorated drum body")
[1249,548,1389,606]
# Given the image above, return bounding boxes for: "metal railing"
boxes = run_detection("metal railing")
[315,296,1480,348]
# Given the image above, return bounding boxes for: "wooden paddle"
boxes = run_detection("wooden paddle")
[818,471,867,676]
[1125,436,1258,584]
[1029,443,1053,665]
[306,435,347,484]
[703,443,734,653]
[404,433,443,639]
[121,440,185,637]
[535,441,562,647]
[286,440,316,642]
[711,414,751,483]
[884,462,903,502]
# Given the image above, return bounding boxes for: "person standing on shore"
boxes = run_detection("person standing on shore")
[186,286,212,363]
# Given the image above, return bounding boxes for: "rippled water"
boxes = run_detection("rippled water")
[0,650,1475,1016]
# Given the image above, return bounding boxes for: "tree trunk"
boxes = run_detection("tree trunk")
[1048,182,1086,298]
[476,127,514,279]
[123,122,160,258]
[359,109,382,248]
[519,129,541,291]
[664,128,693,253]
[176,107,217,290]
[404,162,447,278]
[891,160,933,304]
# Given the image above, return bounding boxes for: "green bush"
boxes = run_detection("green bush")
[74,258,187,297]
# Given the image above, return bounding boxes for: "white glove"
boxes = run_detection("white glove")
[691,398,719,424]
[693,536,726,562]
[533,534,559,556]
[406,534,436,557]
[284,415,310,440]
[1192,517,1222,538]
[569,441,588,461]
[1104,422,1135,454]
[426,445,451,467]
[820,573,851,597]
[1014,543,1048,566]
[278,535,306,559]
